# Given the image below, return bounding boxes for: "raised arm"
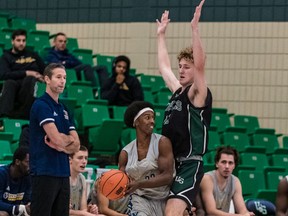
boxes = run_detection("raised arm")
[188,0,208,108]
[276,178,288,216]
[157,10,181,93]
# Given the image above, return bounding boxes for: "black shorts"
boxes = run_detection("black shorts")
[168,160,204,208]
[31,176,70,216]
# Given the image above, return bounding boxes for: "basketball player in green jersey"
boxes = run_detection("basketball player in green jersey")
[157,0,213,215]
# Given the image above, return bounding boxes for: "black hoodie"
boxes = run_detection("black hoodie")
[101,55,144,106]
[0,49,46,80]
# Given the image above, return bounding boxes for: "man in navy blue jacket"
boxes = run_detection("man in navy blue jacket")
[0,147,31,216]
[45,32,101,89]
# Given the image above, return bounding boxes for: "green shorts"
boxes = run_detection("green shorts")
[168,159,204,208]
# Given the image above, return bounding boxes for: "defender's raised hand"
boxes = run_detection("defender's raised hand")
[191,0,205,29]
[156,10,170,35]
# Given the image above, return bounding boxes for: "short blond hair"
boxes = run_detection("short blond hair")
[177,46,194,63]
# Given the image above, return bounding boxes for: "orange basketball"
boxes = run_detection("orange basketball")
[98,169,129,200]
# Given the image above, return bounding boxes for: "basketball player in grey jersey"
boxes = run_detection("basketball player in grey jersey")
[118,101,175,216]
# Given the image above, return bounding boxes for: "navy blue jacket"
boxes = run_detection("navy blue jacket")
[45,47,81,69]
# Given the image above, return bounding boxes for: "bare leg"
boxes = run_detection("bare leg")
[0,211,9,216]
[165,198,187,216]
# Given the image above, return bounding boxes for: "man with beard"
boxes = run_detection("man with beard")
[200,146,254,216]
[0,147,31,216]
[0,29,45,119]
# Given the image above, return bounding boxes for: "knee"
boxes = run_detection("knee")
[0,211,9,216]
[82,64,92,70]
[3,80,17,88]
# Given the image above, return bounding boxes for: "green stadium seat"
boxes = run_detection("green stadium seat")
[0,131,14,143]
[65,69,78,84]
[67,37,79,50]
[282,136,288,148]
[238,170,265,198]
[203,163,215,172]
[142,85,154,104]
[0,16,9,30]
[0,140,13,161]
[0,160,12,165]
[72,48,94,65]
[109,105,127,120]
[266,171,285,190]
[270,154,288,172]
[240,152,269,171]
[234,115,260,135]
[88,119,123,158]
[66,81,95,106]
[0,28,14,49]
[153,87,171,105]
[34,81,46,97]
[208,129,222,151]
[74,101,110,132]
[221,127,251,152]
[203,150,216,164]
[251,132,280,154]
[255,189,277,204]
[211,112,231,133]
[129,68,137,76]
[154,104,166,132]
[27,30,50,51]
[120,128,136,148]
[59,97,77,116]
[0,45,3,56]
[9,17,36,31]
[233,164,255,177]
[95,55,115,74]
[1,118,29,142]
[138,74,166,93]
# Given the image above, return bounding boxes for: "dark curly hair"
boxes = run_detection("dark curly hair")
[124,101,154,128]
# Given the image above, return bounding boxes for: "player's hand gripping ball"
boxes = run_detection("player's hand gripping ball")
[99,169,129,200]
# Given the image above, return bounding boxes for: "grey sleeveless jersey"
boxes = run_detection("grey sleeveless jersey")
[123,133,170,199]
[70,173,86,210]
[206,170,235,212]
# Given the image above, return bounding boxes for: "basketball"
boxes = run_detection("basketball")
[98,169,129,200]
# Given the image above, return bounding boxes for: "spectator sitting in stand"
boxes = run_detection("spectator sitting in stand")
[45,32,105,90]
[200,146,255,216]
[101,55,144,106]
[0,146,31,216]
[0,29,45,119]
[69,145,104,216]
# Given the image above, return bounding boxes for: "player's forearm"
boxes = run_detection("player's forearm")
[276,211,287,216]
[192,28,205,72]
[157,34,172,73]
[63,143,80,154]
[138,172,173,189]
[58,133,75,147]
